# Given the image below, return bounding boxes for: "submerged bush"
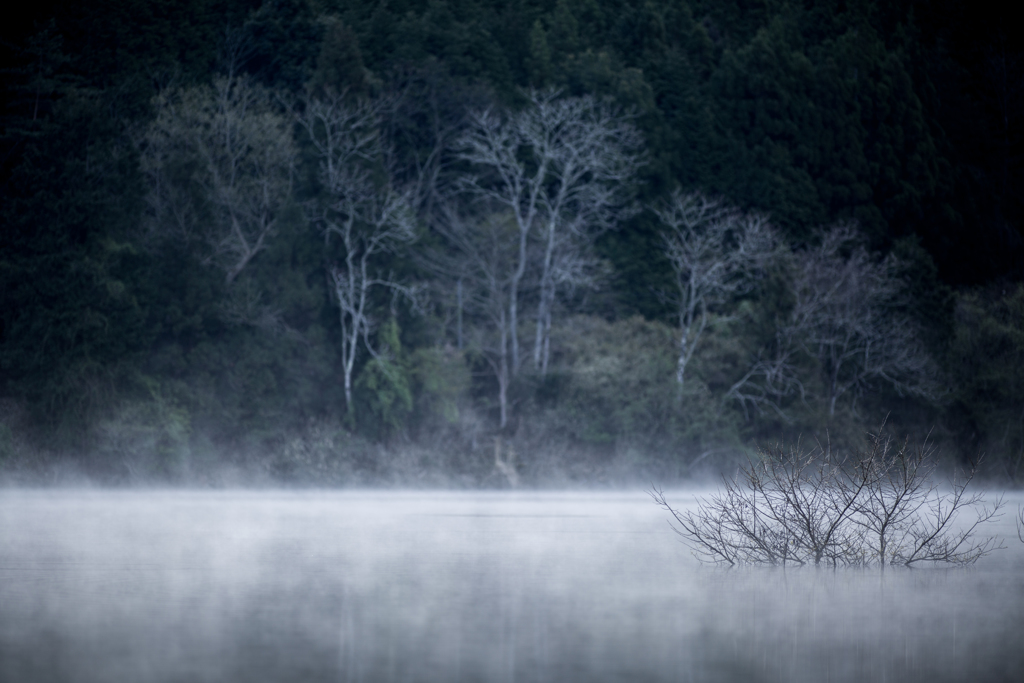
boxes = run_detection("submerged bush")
[652,430,1004,568]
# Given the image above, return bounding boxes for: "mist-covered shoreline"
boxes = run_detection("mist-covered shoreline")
[2,1,1022,485]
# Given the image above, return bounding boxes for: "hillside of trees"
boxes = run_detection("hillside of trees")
[1,0,1021,484]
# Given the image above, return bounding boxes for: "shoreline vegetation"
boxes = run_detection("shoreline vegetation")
[2,1,1022,486]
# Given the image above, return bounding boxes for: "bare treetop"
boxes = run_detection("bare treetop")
[790,223,941,415]
[456,89,646,375]
[300,93,419,415]
[426,201,522,429]
[141,75,295,286]
[654,190,778,391]
[724,221,942,420]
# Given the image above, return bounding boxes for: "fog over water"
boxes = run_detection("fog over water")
[1,489,1022,683]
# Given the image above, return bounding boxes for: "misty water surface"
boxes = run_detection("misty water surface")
[1,489,1022,683]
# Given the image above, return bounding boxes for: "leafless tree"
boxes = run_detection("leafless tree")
[300,93,418,414]
[850,431,1003,567]
[654,191,778,391]
[651,431,1003,568]
[725,223,942,420]
[456,90,644,375]
[723,330,807,422]
[425,202,520,429]
[533,230,604,374]
[651,442,868,567]
[454,104,534,376]
[140,75,295,285]
[790,223,940,416]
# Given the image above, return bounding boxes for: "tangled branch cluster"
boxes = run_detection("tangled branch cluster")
[652,433,1004,568]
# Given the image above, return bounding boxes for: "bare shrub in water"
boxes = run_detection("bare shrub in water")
[651,431,1004,567]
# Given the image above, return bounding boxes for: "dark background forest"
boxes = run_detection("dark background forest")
[1,0,1021,485]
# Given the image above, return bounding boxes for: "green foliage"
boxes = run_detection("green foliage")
[0,0,1020,481]
[889,235,954,354]
[91,381,193,481]
[526,20,553,87]
[0,423,14,466]
[0,88,148,429]
[540,315,739,453]
[245,0,324,92]
[553,316,676,446]
[409,345,471,429]
[949,285,1024,478]
[308,17,371,96]
[355,319,414,441]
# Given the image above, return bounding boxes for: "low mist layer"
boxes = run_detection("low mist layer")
[2,490,1021,682]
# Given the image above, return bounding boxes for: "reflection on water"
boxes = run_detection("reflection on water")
[1,490,1021,682]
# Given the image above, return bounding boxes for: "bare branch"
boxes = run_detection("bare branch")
[790,223,941,416]
[726,222,943,419]
[653,431,1004,569]
[654,190,779,391]
[301,93,419,415]
[425,201,520,429]
[457,89,646,375]
[140,75,295,286]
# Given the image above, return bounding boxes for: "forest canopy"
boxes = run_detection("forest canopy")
[1,0,1021,484]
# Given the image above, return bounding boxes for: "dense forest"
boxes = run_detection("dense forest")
[1,0,1021,485]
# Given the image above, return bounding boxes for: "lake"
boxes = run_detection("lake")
[1,489,1021,682]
